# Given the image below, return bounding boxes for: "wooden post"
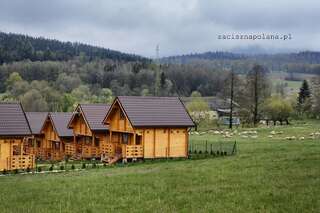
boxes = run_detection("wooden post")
[185,128,189,158]
[142,129,145,157]
[153,128,156,158]
[167,128,170,157]
[133,132,136,145]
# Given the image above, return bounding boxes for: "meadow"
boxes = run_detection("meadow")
[0,121,319,213]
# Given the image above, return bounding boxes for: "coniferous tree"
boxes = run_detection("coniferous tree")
[297,80,311,115]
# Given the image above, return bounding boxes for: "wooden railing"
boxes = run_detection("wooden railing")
[82,145,100,158]
[100,142,115,156]
[8,155,35,170]
[122,145,143,159]
[65,143,76,156]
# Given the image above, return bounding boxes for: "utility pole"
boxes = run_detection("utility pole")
[229,69,234,129]
[155,44,161,96]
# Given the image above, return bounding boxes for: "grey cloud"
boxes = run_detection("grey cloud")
[0,0,319,56]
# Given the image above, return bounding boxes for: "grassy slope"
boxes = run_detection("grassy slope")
[0,122,320,213]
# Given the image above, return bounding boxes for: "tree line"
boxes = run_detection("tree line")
[0,32,149,63]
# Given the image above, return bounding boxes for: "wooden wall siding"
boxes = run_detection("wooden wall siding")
[143,129,154,158]
[141,127,188,158]
[73,115,92,136]
[155,129,168,157]
[107,104,134,133]
[0,139,35,171]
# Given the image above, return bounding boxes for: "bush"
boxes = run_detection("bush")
[49,165,54,171]
[26,167,31,173]
[13,169,19,174]
[60,165,64,170]
[37,167,42,172]
[92,163,97,168]
[103,163,107,167]
[82,163,86,169]
[71,164,75,170]
[2,169,7,175]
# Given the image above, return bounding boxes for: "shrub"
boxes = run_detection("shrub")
[194,150,197,154]
[13,169,19,174]
[37,167,42,172]
[2,169,7,175]
[60,165,64,170]
[82,163,86,169]
[26,167,31,173]
[49,165,54,171]
[103,163,107,167]
[92,163,97,168]
[71,164,75,170]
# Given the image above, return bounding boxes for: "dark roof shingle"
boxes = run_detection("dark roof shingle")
[26,112,48,134]
[116,96,195,127]
[80,104,110,131]
[50,112,73,137]
[0,103,31,136]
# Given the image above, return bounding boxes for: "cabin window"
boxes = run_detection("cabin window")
[120,110,125,120]
[171,130,174,134]
[177,130,179,133]
[12,145,21,155]
[94,138,100,147]
[122,133,129,144]
[36,140,41,148]
[136,135,142,145]
[163,130,166,133]
[54,142,60,150]
[146,130,149,134]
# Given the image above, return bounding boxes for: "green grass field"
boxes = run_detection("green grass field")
[0,121,320,213]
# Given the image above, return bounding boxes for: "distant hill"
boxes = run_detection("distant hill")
[162,51,320,65]
[0,31,149,63]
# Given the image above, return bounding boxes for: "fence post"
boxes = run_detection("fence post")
[205,140,208,153]
[232,141,237,155]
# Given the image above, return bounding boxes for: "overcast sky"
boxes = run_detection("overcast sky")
[1,0,320,57]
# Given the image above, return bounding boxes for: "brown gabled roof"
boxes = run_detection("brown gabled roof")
[0,102,32,136]
[105,96,195,127]
[26,112,48,135]
[49,112,73,137]
[80,104,110,131]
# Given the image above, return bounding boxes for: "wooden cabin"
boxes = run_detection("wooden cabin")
[0,103,35,171]
[103,96,195,162]
[40,112,73,161]
[68,104,110,159]
[25,112,48,159]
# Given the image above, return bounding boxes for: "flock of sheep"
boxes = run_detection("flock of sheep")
[190,129,320,141]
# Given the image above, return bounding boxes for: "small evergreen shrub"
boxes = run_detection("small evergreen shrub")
[49,165,54,171]
[82,163,86,169]
[2,169,7,175]
[60,165,64,170]
[37,167,42,172]
[92,163,97,168]
[71,164,75,170]
[14,169,19,174]
[26,167,31,173]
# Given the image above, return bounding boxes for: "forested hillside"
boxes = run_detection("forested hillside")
[1,31,320,122]
[0,32,148,63]
[162,51,320,74]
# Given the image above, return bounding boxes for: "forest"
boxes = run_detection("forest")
[1,32,320,126]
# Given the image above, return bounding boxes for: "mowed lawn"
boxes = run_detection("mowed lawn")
[1,122,320,212]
